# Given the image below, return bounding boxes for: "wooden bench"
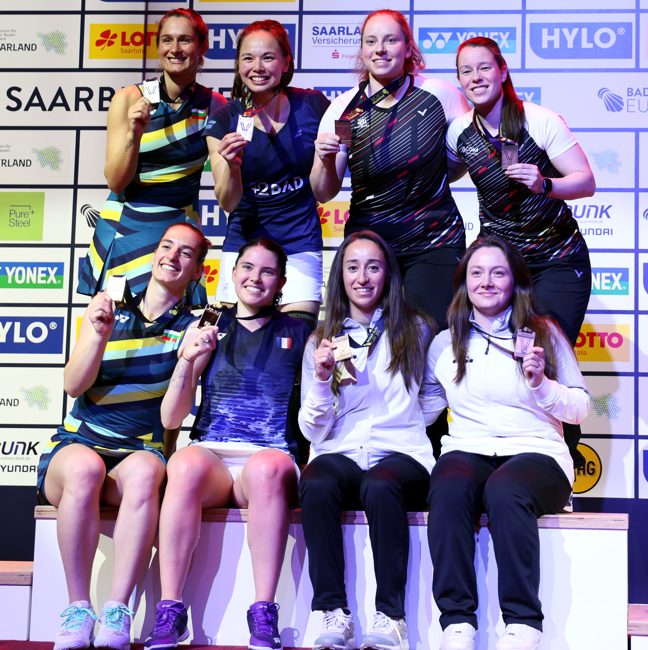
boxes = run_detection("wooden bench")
[30,507,628,649]
[0,560,33,641]
[629,604,648,649]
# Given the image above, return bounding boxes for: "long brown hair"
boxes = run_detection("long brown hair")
[456,37,525,143]
[356,10,425,81]
[231,20,294,100]
[448,236,562,383]
[318,230,433,392]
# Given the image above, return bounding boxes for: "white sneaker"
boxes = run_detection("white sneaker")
[440,622,476,650]
[54,601,97,650]
[495,624,542,650]
[361,611,408,650]
[94,601,133,650]
[313,608,355,650]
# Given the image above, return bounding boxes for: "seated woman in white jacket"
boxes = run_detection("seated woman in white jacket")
[298,230,436,650]
[426,235,589,650]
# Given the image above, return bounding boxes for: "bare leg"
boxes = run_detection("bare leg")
[158,446,233,600]
[102,451,166,604]
[234,449,298,602]
[43,444,107,603]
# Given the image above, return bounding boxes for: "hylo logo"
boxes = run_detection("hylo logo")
[573,443,602,494]
[0,317,64,355]
[529,23,632,59]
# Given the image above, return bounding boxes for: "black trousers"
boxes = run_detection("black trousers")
[397,244,465,331]
[427,451,571,632]
[528,247,591,469]
[300,452,429,618]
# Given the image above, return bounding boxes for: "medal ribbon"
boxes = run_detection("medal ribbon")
[339,74,410,124]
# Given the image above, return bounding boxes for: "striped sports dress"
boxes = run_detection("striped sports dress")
[78,81,225,307]
[36,295,195,493]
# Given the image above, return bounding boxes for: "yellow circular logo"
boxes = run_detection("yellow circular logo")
[573,443,602,494]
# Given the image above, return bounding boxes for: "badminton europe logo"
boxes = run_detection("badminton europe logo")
[598,88,624,112]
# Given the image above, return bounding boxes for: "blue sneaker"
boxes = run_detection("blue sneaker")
[54,601,97,650]
[144,600,189,649]
[247,601,282,650]
[95,601,133,650]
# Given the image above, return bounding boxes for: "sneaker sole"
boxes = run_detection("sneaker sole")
[145,628,190,649]
[314,644,355,650]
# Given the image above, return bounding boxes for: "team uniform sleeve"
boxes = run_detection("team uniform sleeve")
[419,330,451,425]
[298,335,336,443]
[419,75,470,126]
[524,102,579,161]
[446,114,467,165]
[203,100,239,140]
[528,322,590,425]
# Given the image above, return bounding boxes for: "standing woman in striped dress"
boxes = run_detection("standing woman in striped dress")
[78,8,225,307]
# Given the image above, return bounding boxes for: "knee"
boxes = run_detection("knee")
[244,451,295,493]
[166,448,212,492]
[359,473,402,508]
[483,478,531,516]
[122,455,165,500]
[62,454,107,497]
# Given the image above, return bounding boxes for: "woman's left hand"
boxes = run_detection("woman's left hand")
[523,346,546,388]
[504,163,544,194]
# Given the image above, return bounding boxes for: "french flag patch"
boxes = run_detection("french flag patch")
[276,337,293,349]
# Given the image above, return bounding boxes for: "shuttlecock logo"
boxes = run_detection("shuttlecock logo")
[597,88,624,112]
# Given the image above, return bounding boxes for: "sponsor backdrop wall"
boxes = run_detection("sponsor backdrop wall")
[1,0,647,599]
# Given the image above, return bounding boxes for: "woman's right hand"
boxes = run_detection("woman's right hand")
[314,132,343,163]
[218,132,248,169]
[87,292,116,337]
[127,96,152,139]
[314,338,336,380]
[180,324,219,363]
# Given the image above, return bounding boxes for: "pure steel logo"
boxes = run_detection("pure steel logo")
[591,268,629,295]
[529,22,632,59]
[0,192,45,241]
[418,28,516,54]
